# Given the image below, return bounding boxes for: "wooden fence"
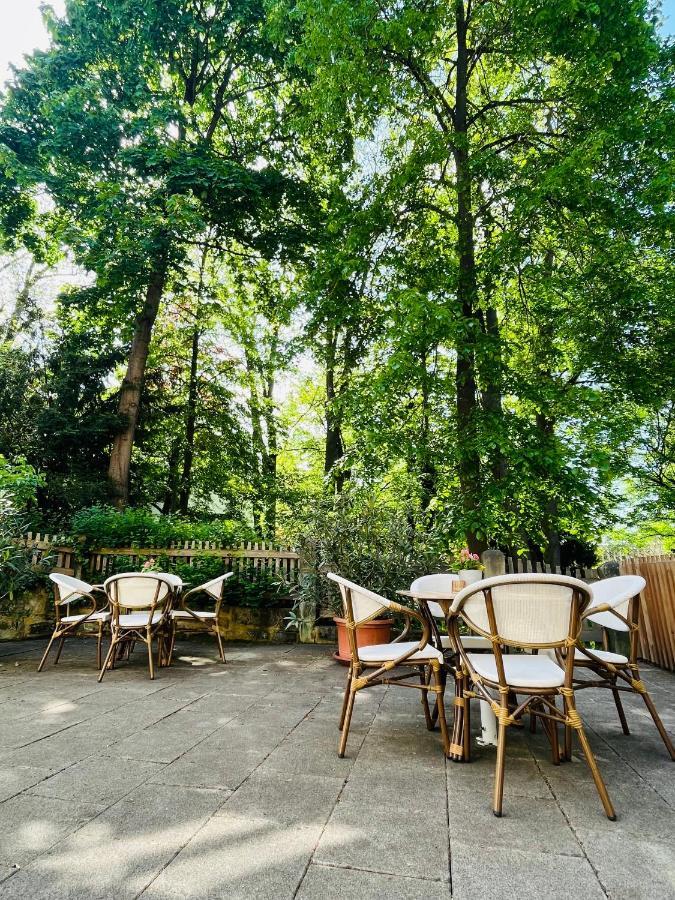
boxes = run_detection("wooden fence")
[503,555,601,581]
[20,533,302,585]
[620,555,675,671]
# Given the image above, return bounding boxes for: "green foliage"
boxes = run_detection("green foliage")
[290,486,449,615]
[70,506,256,549]
[0,456,44,509]
[0,494,51,611]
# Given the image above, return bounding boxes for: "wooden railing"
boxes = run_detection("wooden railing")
[20,533,302,585]
[503,554,601,581]
[620,555,675,671]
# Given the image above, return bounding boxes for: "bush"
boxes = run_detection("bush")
[291,488,448,617]
[70,506,256,549]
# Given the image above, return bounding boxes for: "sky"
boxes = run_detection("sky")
[0,0,674,87]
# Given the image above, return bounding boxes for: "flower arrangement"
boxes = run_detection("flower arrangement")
[456,548,483,571]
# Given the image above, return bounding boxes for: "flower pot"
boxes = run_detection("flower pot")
[333,616,394,665]
[458,569,483,586]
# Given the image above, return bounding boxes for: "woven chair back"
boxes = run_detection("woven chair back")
[104,573,172,611]
[586,575,645,633]
[453,573,592,648]
[410,573,457,619]
[327,572,391,626]
[49,573,94,605]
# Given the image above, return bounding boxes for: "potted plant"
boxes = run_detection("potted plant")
[456,548,484,585]
[332,608,394,665]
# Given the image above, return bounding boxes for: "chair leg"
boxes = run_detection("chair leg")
[565,692,616,820]
[338,663,353,731]
[147,629,155,680]
[462,684,472,762]
[37,631,58,672]
[550,708,560,766]
[338,684,357,758]
[168,622,177,666]
[420,666,434,731]
[611,683,630,735]
[214,625,226,663]
[431,663,450,756]
[562,694,573,762]
[98,636,119,683]
[640,688,675,760]
[493,718,508,817]
[97,624,103,670]
[53,635,66,665]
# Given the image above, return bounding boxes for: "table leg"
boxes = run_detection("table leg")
[476,699,498,747]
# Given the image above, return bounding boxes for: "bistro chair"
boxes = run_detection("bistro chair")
[409,574,492,756]
[168,572,233,664]
[327,572,450,759]
[98,573,173,681]
[571,575,674,760]
[38,574,110,671]
[410,574,492,653]
[450,573,616,820]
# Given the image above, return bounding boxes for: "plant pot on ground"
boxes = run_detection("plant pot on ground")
[333,616,394,665]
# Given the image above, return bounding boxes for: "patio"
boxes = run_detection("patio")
[0,637,672,900]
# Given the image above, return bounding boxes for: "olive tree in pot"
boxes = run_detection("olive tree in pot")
[286,489,446,659]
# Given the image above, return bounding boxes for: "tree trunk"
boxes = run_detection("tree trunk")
[108,263,167,507]
[324,326,347,493]
[262,370,278,538]
[162,437,182,514]
[453,0,485,554]
[178,322,200,515]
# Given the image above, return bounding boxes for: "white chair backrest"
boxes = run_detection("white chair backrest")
[197,572,233,600]
[104,573,172,610]
[587,575,645,632]
[410,573,457,619]
[49,573,93,605]
[157,572,183,589]
[327,572,392,625]
[451,573,592,647]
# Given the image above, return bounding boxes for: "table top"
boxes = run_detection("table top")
[396,589,458,600]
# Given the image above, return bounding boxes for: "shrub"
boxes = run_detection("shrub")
[70,505,256,549]
[291,488,448,617]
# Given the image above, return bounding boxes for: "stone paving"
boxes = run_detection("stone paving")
[0,637,673,899]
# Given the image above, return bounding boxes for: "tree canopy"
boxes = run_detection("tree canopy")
[0,0,673,563]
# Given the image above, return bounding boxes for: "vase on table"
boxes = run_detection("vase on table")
[458,569,483,586]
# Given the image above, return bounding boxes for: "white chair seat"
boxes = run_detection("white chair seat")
[467,652,565,688]
[171,610,216,620]
[61,611,111,624]
[117,612,164,628]
[440,634,492,650]
[357,641,443,664]
[575,647,628,665]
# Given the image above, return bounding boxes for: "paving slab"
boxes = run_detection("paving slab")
[0,638,672,900]
[0,784,226,899]
[450,843,605,899]
[296,863,450,899]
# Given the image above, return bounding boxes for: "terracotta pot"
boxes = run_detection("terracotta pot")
[333,616,394,665]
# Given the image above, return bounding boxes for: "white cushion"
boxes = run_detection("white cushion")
[467,652,565,688]
[575,647,628,665]
[441,634,492,650]
[61,611,111,624]
[586,609,630,633]
[171,610,216,620]
[117,612,164,628]
[357,641,443,664]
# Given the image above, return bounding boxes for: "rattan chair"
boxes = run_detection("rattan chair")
[98,573,173,681]
[167,572,233,664]
[572,575,674,760]
[38,574,110,671]
[327,572,450,758]
[410,574,492,653]
[450,573,616,820]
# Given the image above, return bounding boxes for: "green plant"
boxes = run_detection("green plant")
[0,492,52,613]
[290,488,447,620]
[69,506,256,550]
